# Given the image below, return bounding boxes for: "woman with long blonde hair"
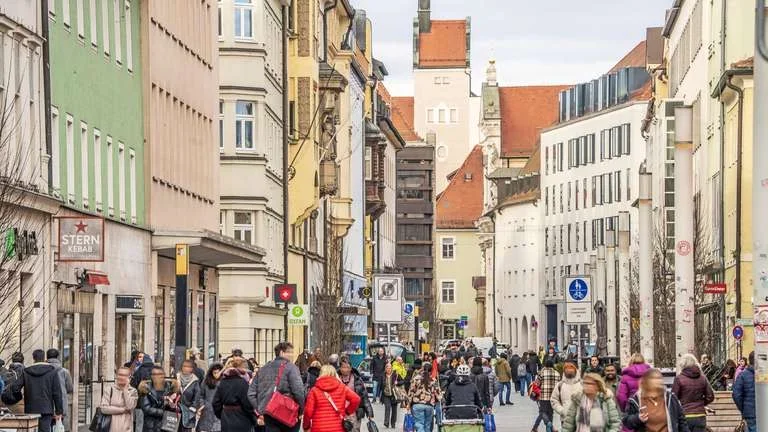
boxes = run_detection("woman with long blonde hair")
[561,373,621,432]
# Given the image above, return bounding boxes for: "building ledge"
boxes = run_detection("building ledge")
[152,230,265,267]
[330,197,354,238]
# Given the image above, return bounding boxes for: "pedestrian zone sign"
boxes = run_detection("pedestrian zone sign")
[565,276,592,324]
[288,304,309,326]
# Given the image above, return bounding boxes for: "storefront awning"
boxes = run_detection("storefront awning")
[86,270,110,285]
[151,230,266,267]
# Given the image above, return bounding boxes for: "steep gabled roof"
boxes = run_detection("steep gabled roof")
[608,40,647,73]
[499,85,569,158]
[418,20,467,69]
[520,145,541,176]
[436,145,484,229]
[391,96,422,142]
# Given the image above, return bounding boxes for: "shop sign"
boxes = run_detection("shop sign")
[116,296,143,313]
[58,217,105,262]
[3,228,39,260]
[288,304,309,326]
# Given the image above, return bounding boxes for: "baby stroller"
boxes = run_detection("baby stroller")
[439,405,484,432]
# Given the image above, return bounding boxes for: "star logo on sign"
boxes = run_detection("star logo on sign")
[74,221,88,233]
[281,290,290,300]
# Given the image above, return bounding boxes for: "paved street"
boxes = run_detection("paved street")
[371,391,546,432]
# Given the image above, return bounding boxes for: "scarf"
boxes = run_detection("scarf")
[179,373,197,391]
[341,373,355,391]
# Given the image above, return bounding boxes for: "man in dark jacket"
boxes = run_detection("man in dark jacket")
[583,355,604,376]
[509,353,522,392]
[444,364,482,420]
[370,348,387,403]
[470,358,491,411]
[11,349,63,432]
[732,351,756,432]
[46,349,73,432]
[248,341,306,431]
[131,354,155,389]
[526,350,541,381]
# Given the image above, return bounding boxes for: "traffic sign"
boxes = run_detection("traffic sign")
[733,325,744,341]
[274,284,298,304]
[565,276,593,324]
[404,303,414,314]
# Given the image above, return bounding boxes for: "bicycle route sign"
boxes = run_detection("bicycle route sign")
[565,276,593,324]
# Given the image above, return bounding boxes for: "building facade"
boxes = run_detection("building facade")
[217,0,287,363]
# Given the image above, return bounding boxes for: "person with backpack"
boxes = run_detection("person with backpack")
[2,352,25,414]
[470,358,491,412]
[482,358,499,405]
[443,364,482,420]
[518,355,530,397]
[46,349,73,432]
[10,349,64,432]
[531,359,560,432]
[494,353,513,406]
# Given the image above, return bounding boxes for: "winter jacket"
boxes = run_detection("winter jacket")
[247,358,305,419]
[509,355,521,379]
[551,374,584,417]
[212,368,255,432]
[671,366,714,416]
[198,380,221,432]
[340,370,373,420]
[303,375,361,432]
[306,366,320,391]
[295,352,313,379]
[562,391,621,432]
[139,380,180,432]
[470,367,491,409]
[536,367,561,402]
[131,355,155,390]
[392,361,407,379]
[616,363,650,412]
[623,390,690,432]
[483,365,499,398]
[494,358,512,383]
[526,355,542,376]
[99,384,138,432]
[732,366,755,420]
[371,354,387,380]
[444,375,482,419]
[2,362,25,413]
[12,362,63,416]
[47,358,73,426]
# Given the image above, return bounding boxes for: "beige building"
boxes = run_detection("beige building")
[216,0,288,363]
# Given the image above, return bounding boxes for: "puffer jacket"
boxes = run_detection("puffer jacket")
[470,367,491,409]
[340,369,373,420]
[617,363,650,412]
[551,373,583,417]
[671,366,714,415]
[623,390,690,432]
[303,376,361,432]
[131,355,155,390]
[139,380,180,432]
[444,375,482,420]
[732,366,755,420]
[562,390,621,432]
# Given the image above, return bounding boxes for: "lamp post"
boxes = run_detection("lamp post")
[638,168,654,365]
[673,106,696,360]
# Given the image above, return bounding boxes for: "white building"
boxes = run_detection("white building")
[540,37,659,355]
[217,0,287,360]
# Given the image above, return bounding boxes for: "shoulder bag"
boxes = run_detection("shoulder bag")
[263,361,300,427]
[89,388,112,432]
[323,391,355,432]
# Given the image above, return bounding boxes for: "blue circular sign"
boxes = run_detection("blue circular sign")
[568,279,589,301]
[404,303,414,314]
[733,325,744,341]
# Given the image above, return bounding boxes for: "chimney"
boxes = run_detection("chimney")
[418,0,431,33]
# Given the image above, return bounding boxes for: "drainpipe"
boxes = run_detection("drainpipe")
[282,1,290,340]
[41,0,53,191]
[724,75,744,319]
[322,0,338,63]
[718,0,727,363]
[489,214,497,339]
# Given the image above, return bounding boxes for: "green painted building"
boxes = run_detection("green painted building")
[48,0,144,225]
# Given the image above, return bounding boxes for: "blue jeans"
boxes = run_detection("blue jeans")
[499,381,512,404]
[746,418,756,432]
[519,375,529,396]
[532,400,553,432]
[372,379,381,401]
[412,404,434,432]
[434,401,443,427]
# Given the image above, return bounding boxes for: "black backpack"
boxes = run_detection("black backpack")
[1,368,22,405]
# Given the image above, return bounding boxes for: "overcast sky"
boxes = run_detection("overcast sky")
[352,0,672,96]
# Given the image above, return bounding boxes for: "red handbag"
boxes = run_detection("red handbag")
[263,361,300,427]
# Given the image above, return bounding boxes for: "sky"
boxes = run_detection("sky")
[351,0,673,96]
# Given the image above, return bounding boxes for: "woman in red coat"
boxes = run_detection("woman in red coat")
[303,365,361,432]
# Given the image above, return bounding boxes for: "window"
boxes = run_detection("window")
[218,1,223,37]
[427,109,434,123]
[575,223,580,252]
[219,100,224,150]
[615,170,621,202]
[559,225,564,254]
[544,227,549,256]
[234,0,254,39]
[235,101,255,150]
[107,136,114,215]
[51,108,60,194]
[544,187,549,215]
[438,109,446,123]
[606,173,613,204]
[583,178,588,209]
[94,130,102,210]
[441,281,456,304]
[233,212,254,243]
[557,142,563,171]
[552,145,557,173]
[441,237,455,260]
[567,182,571,211]
[450,109,458,123]
[219,211,225,235]
[77,0,85,37]
[102,0,110,55]
[575,181,579,210]
[125,1,133,71]
[66,115,74,203]
[545,147,549,175]
[129,149,136,223]
[559,184,563,213]
[118,143,125,220]
[626,168,631,200]
[64,0,71,26]
[583,221,588,251]
[567,224,572,253]
[364,146,372,180]
[622,123,631,155]
[90,0,98,46]
[80,122,89,207]
[591,176,597,206]
[114,0,122,63]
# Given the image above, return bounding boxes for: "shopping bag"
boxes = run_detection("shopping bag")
[484,413,496,432]
[89,408,112,432]
[403,413,415,432]
[367,420,380,432]
[53,419,65,432]
[160,410,180,432]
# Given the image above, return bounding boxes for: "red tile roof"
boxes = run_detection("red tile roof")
[608,41,647,73]
[378,83,393,104]
[499,188,539,207]
[630,80,653,101]
[391,96,422,142]
[436,145,484,229]
[732,57,754,69]
[418,20,467,69]
[499,86,569,158]
[520,146,541,176]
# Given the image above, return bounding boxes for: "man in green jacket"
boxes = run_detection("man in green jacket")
[494,354,513,406]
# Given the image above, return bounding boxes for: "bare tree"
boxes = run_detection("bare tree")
[311,223,344,356]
